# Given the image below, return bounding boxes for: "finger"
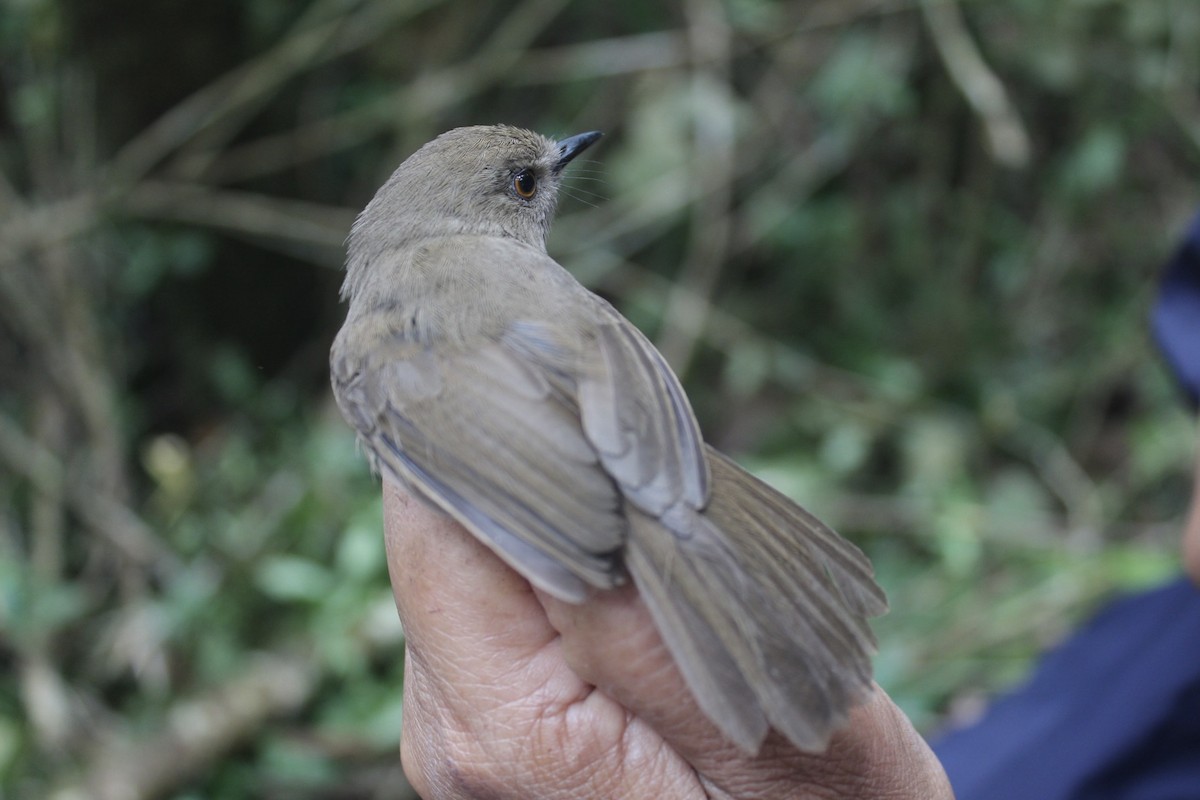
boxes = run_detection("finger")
[537,585,733,752]
[383,482,562,700]
[384,482,711,799]
[537,587,742,767]
[538,591,953,799]
[385,483,951,798]
[1183,447,1200,583]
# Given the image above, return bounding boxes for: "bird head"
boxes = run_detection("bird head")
[345,125,601,298]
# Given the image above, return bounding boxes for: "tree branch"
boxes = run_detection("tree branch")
[921,0,1031,169]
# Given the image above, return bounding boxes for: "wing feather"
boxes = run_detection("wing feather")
[333,318,625,602]
[579,306,710,514]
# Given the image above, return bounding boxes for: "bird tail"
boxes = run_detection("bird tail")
[624,446,887,753]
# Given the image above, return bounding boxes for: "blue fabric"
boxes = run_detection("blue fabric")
[1152,212,1200,406]
[932,578,1200,800]
[932,216,1200,798]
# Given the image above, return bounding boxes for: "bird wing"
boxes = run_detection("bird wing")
[574,301,711,516]
[332,312,626,603]
[332,232,712,598]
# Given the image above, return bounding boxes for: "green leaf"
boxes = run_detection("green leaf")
[256,556,334,603]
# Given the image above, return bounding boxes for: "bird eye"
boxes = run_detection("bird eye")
[513,169,537,199]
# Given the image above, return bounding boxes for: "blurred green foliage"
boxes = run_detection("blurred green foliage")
[1,0,1198,796]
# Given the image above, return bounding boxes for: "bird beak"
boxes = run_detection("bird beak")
[554,131,603,172]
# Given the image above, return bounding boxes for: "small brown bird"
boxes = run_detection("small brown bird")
[330,125,886,753]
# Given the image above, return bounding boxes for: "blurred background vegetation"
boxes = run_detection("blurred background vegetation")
[1,0,1198,796]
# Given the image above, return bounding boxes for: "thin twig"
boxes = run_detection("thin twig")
[111,0,443,184]
[656,0,738,378]
[0,192,100,267]
[920,0,1031,169]
[512,31,690,83]
[0,411,179,573]
[50,652,319,800]
[121,181,356,262]
[173,0,569,185]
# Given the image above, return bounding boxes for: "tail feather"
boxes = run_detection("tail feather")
[707,447,887,619]
[624,528,770,750]
[624,447,887,753]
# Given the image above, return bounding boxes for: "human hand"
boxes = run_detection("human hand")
[1184,445,1200,584]
[384,482,954,799]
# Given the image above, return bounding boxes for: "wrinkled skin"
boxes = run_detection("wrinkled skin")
[1185,447,1200,585]
[385,483,954,800]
